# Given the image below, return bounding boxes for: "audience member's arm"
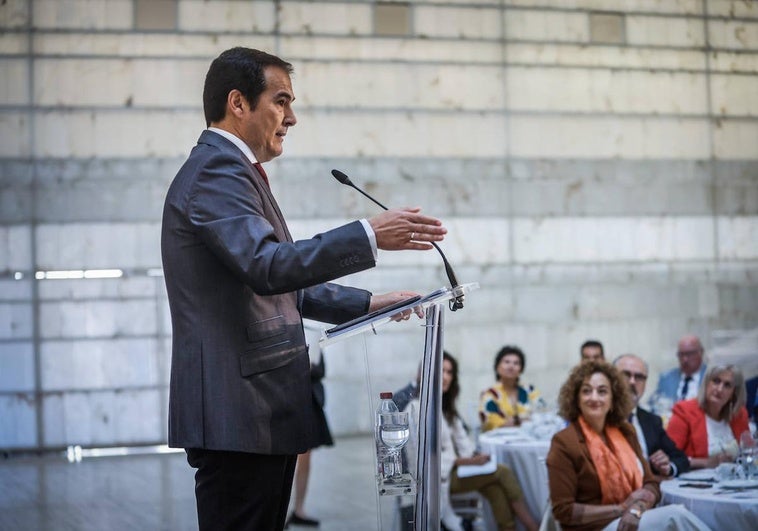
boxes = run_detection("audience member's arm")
[456,454,490,466]
[648,450,673,477]
[734,406,750,438]
[567,502,626,526]
[690,453,732,469]
[450,416,477,461]
[645,413,685,476]
[657,432,690,476]
[622,486,658,510]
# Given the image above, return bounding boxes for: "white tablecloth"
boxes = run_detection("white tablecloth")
[478,428,551,525]
[660,474,758,530]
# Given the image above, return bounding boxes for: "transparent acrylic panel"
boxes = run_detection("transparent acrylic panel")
[310,315,427,530]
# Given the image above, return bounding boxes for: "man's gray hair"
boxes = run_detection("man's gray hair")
[612,353,649,374]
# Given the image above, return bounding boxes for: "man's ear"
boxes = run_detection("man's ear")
[227,89,246,118]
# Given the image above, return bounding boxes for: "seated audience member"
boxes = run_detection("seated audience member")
[479,346,539,432]
[406,352,538,531]
[580,340,605,363]
[746,375,758,425]
[613,354,690,477]
[547,361,710,530]
[656,334,708,404]
[394,362,421,413]
[666,364,750,469]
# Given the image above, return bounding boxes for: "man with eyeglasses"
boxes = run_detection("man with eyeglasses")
[655,334,708,404]
[614,354,690,477]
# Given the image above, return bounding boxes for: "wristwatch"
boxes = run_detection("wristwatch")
[629,506,643,519]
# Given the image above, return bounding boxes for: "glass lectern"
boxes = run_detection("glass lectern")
[320,283,478,531]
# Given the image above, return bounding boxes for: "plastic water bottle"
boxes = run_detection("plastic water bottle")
[375,391,399,480]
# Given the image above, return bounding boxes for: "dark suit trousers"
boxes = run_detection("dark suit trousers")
[186,448,297,531]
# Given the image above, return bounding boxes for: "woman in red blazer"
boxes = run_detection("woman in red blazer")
[666,364,749,469]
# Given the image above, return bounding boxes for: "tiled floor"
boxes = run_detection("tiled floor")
[0,435,407,531]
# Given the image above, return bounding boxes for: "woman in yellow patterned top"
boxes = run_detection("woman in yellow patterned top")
[479,345,540,432]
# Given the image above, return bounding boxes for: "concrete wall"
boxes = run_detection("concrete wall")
[1,0,757,449]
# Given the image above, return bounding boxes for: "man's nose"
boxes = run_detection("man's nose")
[284,107,297,126]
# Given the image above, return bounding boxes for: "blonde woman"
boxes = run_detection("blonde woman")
[666,364,749,469]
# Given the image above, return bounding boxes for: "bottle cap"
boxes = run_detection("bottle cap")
[379,392,393,399]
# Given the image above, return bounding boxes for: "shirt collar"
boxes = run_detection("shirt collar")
[207,127,257,165]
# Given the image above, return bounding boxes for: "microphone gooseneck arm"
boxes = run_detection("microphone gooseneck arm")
[333,170,390,211]
[331,169,464,310]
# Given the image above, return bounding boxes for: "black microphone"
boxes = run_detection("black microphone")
[331,169,464,311]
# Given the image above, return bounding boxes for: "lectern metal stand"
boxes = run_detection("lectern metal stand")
[320,283,478,531]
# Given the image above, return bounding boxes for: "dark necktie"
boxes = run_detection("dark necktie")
[253,162,269,188]
[681,375,692,400]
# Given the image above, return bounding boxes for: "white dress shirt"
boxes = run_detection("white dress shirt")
[630,408,649,458]
[677,371,701,401]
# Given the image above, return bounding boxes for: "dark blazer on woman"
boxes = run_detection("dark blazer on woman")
[546,421,661,531]
[161,130,375,455]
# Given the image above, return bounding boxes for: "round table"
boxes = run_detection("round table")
[478,428,552,526]
[660,474,758,530]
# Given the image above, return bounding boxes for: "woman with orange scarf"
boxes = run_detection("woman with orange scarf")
[546,362,710,531]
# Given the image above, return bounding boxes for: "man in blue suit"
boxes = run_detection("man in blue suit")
[655,334,707,404]
[161,47,447,531]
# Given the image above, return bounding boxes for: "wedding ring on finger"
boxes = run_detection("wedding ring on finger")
[410,232,416,241]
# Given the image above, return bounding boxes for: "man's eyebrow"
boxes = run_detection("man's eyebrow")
[274,90,294,102]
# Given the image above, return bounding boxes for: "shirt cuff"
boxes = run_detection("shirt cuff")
[669,462,678,477]
[359,218,378,260]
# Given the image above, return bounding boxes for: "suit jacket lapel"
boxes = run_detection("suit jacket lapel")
[241,158,294,243]
[241,157,304,309]
[637,408,657,454]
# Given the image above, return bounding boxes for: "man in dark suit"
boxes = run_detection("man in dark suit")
[393,362,422,413]
[161,47,447,531]
[614,354,690,477]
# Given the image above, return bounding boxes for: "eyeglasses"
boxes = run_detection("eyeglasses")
[677,349,701,358]
[621,370,648,382]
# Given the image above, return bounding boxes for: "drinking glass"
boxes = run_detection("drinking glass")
[738,430,756,480]
[379,411,410,480]
[715,462,736,482]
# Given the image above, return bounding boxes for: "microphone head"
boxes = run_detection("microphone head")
[331,169,353,186]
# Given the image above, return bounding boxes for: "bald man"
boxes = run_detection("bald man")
[655,334,708,404]
[614,354,690,477]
